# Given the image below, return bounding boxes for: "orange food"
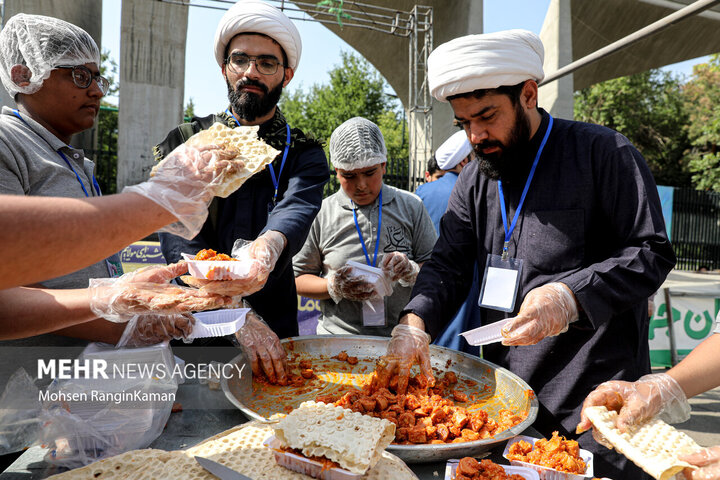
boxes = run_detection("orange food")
[194,248,237,261]
[506,431,587,474]
[455,457,525,480]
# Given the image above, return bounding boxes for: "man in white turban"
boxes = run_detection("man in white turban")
[153,0,330,384]
[377,30,674,480]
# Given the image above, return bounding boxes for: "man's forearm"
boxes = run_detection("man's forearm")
[295,274,332,300]
[667,333,720,399]
[0,193,175,289]
[399,312,426,331]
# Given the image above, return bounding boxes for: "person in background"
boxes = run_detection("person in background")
[578,314,720,480]
[423,155,444,183]
[154,0,329,383]
[376,30,675,479]
[293,117,437,336]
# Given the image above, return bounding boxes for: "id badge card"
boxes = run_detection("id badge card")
[478,254,523,312]
[105,253,124,278]
[362,296,387,327]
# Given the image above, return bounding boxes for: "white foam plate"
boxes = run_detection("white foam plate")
[460,318,512,346]
[191,308,249,338]
[181,252,252,280]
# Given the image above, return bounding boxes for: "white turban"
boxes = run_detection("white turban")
[428,29,544,102]
[436,131,472,170]
[330,117,387,171]
[214,0,302,71]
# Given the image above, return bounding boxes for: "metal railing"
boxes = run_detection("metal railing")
[671,188,720,271]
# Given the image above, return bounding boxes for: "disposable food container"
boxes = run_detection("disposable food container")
[502,436,594,480]
[444,458,540,480]
[460,318,512,346]
[263,435,363,480]
[346,260,392,296]
[191,308,249,338]
[181,252,252,280]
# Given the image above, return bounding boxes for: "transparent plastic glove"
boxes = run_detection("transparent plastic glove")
[89,262,234,322]
[123,144,242,240]
[576,373,691,445]
[501,282,579,346]
[234,308,287,384]
[248,230,286,279]
[116,313,195,348]
[681,446,720,480]
[326,265,376,303]
[381,252,420,287]
[375,324,434,395]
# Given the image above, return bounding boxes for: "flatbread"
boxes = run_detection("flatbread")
[151,122,280,198]
[180,275,256,296]
[584,406,700,480]
[46,449,176,479]
[272,401,396,475]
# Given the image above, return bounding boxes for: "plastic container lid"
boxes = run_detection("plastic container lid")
[502,435,595,480]
[346,260,391,296]
[191,308,249,338]
[460,318,512,346]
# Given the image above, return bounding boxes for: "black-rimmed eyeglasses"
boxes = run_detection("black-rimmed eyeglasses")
[56,65,110,95]
[225,53,284,76]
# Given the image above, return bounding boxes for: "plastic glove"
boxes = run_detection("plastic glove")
[116,313,195,347]
[248,230,286,279]
[576,373,690,439]
[123,144,242,239]
[326,265,376,303]
[381,252,420,287]
[681,446,720,480]
[501,282,579,346]
[234,308,287,384]
[89,262,234,322]
[375,324,434,395]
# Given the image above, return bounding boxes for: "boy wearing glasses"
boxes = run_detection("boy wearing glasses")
[153,1,329,382]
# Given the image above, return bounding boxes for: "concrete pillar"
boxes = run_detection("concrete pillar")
[539,0,574,120]
[117,0,188,189]
[0,0,102,154]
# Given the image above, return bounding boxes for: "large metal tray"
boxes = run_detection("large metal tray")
[221,335,538,464]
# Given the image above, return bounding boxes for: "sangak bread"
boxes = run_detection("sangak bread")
[151,122,281,198]
[584,406,700,480]
[272,401,396,475]
[50,422,416,480]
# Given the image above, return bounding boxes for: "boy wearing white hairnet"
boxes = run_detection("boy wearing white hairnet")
[294,117,437,336]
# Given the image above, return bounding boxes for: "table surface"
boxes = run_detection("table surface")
[0,381,537,480]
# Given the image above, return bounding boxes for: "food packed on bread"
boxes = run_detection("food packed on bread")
[453,457,527,480]
[151,122,281,198]
[584,406,700,480]
[505,432,588,475]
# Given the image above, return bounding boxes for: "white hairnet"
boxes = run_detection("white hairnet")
[0,13,100,98]
[214,0,302,71]
[330,117,387,171]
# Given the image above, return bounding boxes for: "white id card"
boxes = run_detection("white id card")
[478,254,523,312]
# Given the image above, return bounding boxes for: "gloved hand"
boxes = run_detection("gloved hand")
[234,308,287,384]
[381,252,420,287]
[576,373,691,440]
[89,262,234,322]
[681,446,720,480]
[326,265,376,303]
[375,324,434,395]
[501,282,579,346]
[116,313,195,347]
[123,144,242,240]
[248,230,286,279]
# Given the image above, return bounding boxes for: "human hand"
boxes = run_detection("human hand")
[326,265,376,303]
[576,373,690,445]
[501,282,579,346]
[381,252,420,286]
[117,313,196,347]
[375,323,434,395]
[681,446,720,480]
[248,230,286,280]
[234,309,287,384]
[89,262,234,322]
[123,144,242,239]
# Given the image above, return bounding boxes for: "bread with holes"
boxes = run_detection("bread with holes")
[584,406,700,480]
[151,122,281,198]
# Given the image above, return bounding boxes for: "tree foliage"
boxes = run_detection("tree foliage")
[574,69,691,187]
[96,49,119,193]
[682,55,720,191]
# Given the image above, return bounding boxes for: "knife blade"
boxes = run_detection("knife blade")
[194,456,253,480]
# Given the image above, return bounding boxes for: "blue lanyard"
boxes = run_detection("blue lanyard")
[12,109,100,197]
[497,115,553,260]
[352,189,382,267]
[225,108,291,204]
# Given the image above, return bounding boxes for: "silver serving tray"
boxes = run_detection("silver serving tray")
[221,335,538,464]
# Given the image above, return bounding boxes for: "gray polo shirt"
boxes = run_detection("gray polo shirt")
[0,106,117,289]
[293,184,437,336]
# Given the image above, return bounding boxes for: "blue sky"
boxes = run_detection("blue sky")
[101,0,706,114]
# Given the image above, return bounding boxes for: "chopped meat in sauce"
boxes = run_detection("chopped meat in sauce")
[455,457,525,480]
[506,431,587,474]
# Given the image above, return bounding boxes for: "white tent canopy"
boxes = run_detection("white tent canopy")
[661,270,720,297]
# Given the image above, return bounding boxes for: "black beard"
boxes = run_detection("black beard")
[474,104,533,182]
[226,77,283,122]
